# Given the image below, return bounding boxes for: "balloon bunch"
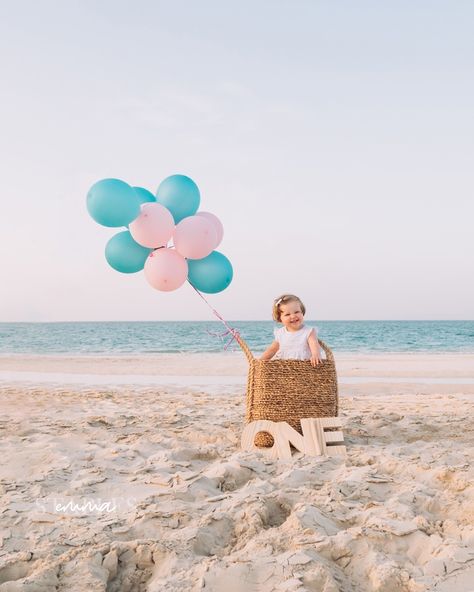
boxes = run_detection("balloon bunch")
[87,175,233,294]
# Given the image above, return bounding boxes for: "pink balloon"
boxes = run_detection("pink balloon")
[173,216,217,260]
[129,202,175,248]
[196,211,224,248]
[144,248,188,292]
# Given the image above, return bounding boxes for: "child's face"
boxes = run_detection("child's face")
[279,301,304,331]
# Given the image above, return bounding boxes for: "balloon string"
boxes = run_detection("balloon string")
[188,282,241,351]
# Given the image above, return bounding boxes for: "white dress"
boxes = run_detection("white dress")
[273,325,317,360]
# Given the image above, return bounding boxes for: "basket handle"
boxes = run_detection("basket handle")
[236,335,254,363]
[237,336,334,364]
[318,339,334,363]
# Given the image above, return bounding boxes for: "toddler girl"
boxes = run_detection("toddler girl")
[260,294,322,366]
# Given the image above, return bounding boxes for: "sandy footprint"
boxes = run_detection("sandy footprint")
[192,515,236,557]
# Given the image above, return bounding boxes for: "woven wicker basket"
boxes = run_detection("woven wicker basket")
[237,337,339,447]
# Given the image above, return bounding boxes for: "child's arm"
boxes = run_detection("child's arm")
[260,340,279,361]
[307,329,322,367]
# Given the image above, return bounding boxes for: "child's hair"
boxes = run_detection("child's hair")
[272,294,306,322]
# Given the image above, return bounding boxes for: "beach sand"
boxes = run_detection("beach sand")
[0,354,473,591]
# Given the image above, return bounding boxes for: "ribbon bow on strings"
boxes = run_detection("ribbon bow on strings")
[189,283,241,351]
[205,327,241,351]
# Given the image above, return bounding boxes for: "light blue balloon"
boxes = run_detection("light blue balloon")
[187,251,233,294]
[87,178,141,227]
[156,174,200,223]
[133,186,157,205]
[105,231,151,274]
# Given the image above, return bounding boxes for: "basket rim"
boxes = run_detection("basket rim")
[237,336,334,364]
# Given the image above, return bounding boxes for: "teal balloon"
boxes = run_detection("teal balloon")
[87,178,141,227]
[105,231,151,274]
[187,251,233,294]
[133,186,156,205]
[156,174,200,223]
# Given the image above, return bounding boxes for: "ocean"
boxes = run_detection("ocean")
[0,321,472,355]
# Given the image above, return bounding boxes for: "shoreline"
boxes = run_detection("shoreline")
[1,350,473,357]
[0,352,472,378]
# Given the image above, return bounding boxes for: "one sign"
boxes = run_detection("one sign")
[241,417,346,460]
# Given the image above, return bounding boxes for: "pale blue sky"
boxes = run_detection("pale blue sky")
[1,0,473,321]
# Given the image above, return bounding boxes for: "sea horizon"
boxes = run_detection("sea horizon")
[2,319,472,322]
[1,320,472,355]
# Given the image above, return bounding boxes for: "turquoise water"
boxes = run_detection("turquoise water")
[0,321,472,355]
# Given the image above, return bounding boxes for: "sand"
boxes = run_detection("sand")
[0,353,473,591]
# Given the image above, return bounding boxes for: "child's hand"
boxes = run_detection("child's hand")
[310,355,322,367]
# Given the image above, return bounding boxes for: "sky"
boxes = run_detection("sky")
[0,0,473,321]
